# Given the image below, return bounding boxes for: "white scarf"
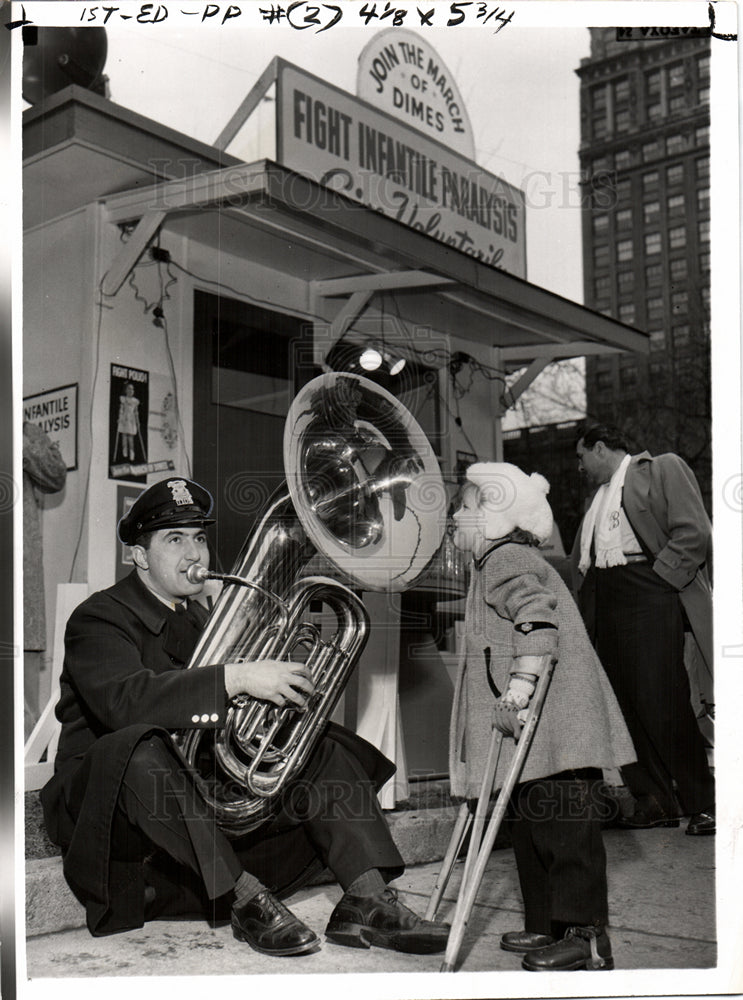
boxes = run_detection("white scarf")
[579,454,632,574]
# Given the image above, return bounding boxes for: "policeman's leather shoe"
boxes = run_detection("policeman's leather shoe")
[500,930,554,953]
[325,887,449,953]
[231,889,319,956]
[522,926,614,971]
[617,808,680,830]
[686,808,715,836]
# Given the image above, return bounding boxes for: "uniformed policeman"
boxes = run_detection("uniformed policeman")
[41,477,448,956]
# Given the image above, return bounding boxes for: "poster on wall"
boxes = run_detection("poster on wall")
[108,363,150,482]
[23,383,78,471]
[115,483,144,582]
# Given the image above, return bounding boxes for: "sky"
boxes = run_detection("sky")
[99,21,591,303]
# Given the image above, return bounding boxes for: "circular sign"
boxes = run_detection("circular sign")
[357,28,476,160]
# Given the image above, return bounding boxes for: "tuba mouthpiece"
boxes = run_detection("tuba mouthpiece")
[186,563,210,584]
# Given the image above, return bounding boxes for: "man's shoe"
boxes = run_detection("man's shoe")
[231,889,319,956]
[325,887,449,954]
[500,930,554,953]
[617,808,679,830]
[686,808,715,836]
[522,926,614,971]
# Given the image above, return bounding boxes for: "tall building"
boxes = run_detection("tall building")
[576,29,711,507]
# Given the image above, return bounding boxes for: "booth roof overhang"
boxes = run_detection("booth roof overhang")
[24,86,648,378]
[100,159,648,374]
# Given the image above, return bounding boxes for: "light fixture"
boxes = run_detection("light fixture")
[325,339,407,380]
[359,346,383,371]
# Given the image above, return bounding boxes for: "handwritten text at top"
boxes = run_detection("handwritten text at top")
[75,3,515,33]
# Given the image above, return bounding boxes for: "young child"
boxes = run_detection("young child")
[449,462,635,972]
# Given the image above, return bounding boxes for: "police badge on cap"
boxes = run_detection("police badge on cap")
[117,478,215,545]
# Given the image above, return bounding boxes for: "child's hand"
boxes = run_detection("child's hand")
[493,698,525,740]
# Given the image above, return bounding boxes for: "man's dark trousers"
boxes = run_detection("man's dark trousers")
[591,562,714,817]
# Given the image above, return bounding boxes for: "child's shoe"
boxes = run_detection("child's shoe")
[521,925,613,971]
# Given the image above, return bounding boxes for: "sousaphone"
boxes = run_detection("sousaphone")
[173,372,446,836]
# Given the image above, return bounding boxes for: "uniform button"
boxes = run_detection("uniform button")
[191,714,200,724]
[200,713,210,723]
[210,713,219,723]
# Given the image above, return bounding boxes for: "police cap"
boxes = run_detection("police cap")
[117,477,215,545]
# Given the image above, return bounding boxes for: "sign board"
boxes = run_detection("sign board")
[276,61,526,278]
[23,383,78,471]
[357,29,476,161]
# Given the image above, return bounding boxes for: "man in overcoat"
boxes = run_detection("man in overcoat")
[573,424,715,835]
[41,477,448,957]
[23,420,67,736]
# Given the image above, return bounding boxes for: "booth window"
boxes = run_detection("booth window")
[206,298,307,417]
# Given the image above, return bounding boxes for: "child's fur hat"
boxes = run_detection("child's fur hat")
[466,462,553,544]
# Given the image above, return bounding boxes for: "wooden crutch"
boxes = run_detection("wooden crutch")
[434,655,556,973]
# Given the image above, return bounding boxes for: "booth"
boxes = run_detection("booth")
[23,54,648,802]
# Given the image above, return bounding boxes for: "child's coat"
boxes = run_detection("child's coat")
[449,541,636,799]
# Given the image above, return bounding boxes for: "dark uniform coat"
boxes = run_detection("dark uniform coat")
[42,570,393,935]
[449,541,635,800]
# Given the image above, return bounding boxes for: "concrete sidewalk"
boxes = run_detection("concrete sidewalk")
[24,826,716,983]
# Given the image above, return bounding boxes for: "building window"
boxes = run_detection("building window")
[697,187,710,213]
[645,232,662,255]
[594,275,611,299]
[591,85,607,110]
[618,303,636,325]
[616,178,632,201]
[669,63,685,88]
[698,87,710,105]
[666,133,685,155]
[597,370,613,389]
[669,225,686,249]
[669,95,687,114]
[592,156,609,173]
[643,200,660,224]
[667,194,686,216]
[700,251,710,272]
[670,257,688,283]
[645,262,663,286]
[642,140,660,162]
[616,208,632,230]
[649,329,665,351]
[673,324,690,347]
[647,102,663,121]
[617,239,633,262]
[594,244,610,268]
[615,109,631,133]
[614,149,632,170]
[696,125,710,145]
[698,219,710,243]
[697,54,710,78]
[620,363,638,386]
[672,291,688,315]
[614,77,630,102]
[593,115,608,139]
[642,170,659,190]
[617,270,634,294]
[646,296,665,322]
[696,157,710,179]
[667,163,684,186]
[646,69,662,95]
[592,214,609,236]
[650,360,666,378]
[701,287,710,312]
